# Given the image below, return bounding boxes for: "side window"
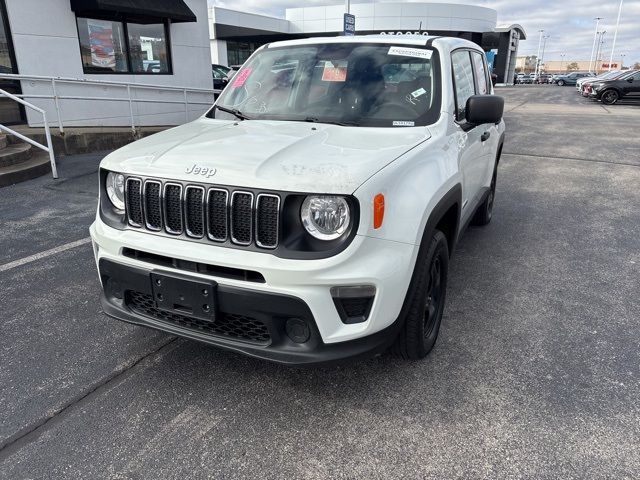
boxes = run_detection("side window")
[471,51,489,95]
[451,50,475,121]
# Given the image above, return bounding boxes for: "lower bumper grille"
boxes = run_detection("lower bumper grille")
[127,291,271,345]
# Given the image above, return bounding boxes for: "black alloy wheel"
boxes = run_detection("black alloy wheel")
[601,89,620,105]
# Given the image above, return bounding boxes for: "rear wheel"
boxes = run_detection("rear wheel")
[601,89,619,105]
[393,230,449,360]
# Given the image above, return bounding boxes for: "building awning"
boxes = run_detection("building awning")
[70,0,197,23]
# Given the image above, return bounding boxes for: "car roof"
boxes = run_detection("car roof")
[265,34,481,52]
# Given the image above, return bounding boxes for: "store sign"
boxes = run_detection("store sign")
[601,63,619,69]
[380,31,429,36]
[343,14,355,36]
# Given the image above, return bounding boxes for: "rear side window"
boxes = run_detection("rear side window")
[471,51,489,95]
[451,50,475,121]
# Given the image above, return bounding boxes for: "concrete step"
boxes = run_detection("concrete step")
[0,151,51,187]
[0,143,33,168]
[0,134,7,149]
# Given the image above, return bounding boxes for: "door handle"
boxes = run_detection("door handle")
[481,131,491,142]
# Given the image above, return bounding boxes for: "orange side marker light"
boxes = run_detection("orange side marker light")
[373,194,385,229]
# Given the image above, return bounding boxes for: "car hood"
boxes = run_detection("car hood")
[101,118,431,194]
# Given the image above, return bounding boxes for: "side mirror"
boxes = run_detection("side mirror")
[627,77,634,83]
[465,95,504,125]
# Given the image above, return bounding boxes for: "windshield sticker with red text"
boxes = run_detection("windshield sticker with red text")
[232,68,253,88]
[322,61,348,82]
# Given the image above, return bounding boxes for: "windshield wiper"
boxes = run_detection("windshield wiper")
[215,104,251,121]
[304,117,360,127]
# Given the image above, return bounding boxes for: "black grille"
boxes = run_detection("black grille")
[207,189,228,241]
[144,181,162,230]
[126,179,143,226]
[127,291,271,344]
[124,177,280,250]
[185,187,204,237]
[164,184,183,234]
[256,195,279,248]
[231,192,253,245]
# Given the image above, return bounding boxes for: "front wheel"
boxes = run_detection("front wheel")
[601,89,619,105]
[557,80,565,86]
[393,230,449,359]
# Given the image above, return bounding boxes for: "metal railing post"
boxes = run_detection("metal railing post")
[51,78,64,136]
[184,88,188,122]
[127,84,135,134]
[41,110,58,179]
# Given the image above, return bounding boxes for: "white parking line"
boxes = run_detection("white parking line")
[0,237,92,273]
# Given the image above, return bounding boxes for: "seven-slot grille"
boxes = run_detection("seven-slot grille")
[125,178,280,249]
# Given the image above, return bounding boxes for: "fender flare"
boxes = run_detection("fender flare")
[421,184,462,255]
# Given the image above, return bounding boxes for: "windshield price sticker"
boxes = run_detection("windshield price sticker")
[411,88,427,98]
[393,121,415,127]
[232,68,253,88]
[388,46,433,60]
[322,61,348,82]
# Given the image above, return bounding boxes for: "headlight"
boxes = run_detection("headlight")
[105,172,125,211]
[301,195,350,240]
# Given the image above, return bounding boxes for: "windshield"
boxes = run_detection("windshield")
[208,43,441,127]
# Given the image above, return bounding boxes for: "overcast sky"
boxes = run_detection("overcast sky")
[208,0,640,66]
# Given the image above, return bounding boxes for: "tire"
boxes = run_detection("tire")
[393,230,449,360]
[557,80,565,86]
[472,166,497,226]
[601,89,619,105]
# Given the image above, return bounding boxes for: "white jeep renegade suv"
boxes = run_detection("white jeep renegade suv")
[91,35,505,365]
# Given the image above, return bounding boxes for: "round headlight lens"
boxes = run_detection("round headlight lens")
[106,172,125,211]
[301,195,350,240]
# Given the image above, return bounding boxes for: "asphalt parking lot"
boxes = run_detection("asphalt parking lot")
[1,86,639,479]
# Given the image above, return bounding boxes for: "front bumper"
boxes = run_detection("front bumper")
[90,219,418,364]
[99,259,402,365]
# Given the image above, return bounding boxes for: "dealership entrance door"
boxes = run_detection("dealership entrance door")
[0,0,24,124]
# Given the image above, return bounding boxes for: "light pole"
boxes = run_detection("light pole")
[608,0,623,71]
[588,17,603,73]
[539,35,549,79]
[560,53,566,71]
[345,0,350,14]
[620,53,626,69]
[534,29,544,78]
[595,31,606,72]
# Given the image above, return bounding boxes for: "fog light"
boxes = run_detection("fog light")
[285,318,310,344]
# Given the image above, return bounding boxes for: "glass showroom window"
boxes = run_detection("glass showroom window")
[128,23,170,74]
[76,17,171,74]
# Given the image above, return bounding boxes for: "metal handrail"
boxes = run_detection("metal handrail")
[0,88,57,179]
[0,73,219,135]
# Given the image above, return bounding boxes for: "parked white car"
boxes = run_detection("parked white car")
[91,35,505,365]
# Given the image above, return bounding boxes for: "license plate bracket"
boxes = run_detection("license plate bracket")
[150,272,217,322]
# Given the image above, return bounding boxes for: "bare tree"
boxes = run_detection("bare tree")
[566,62,579,72]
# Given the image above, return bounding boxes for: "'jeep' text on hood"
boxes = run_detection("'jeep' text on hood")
[101,118,431,194]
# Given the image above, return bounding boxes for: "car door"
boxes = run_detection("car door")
[623,71,640,98]
[451,49,484,218]
[470,50,499,191]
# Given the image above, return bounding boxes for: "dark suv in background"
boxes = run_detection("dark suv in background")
[587,70,640,105]
[554,72,594,86]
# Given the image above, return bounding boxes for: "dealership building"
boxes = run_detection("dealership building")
[0,0,212,127]
[209,2,526,84]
